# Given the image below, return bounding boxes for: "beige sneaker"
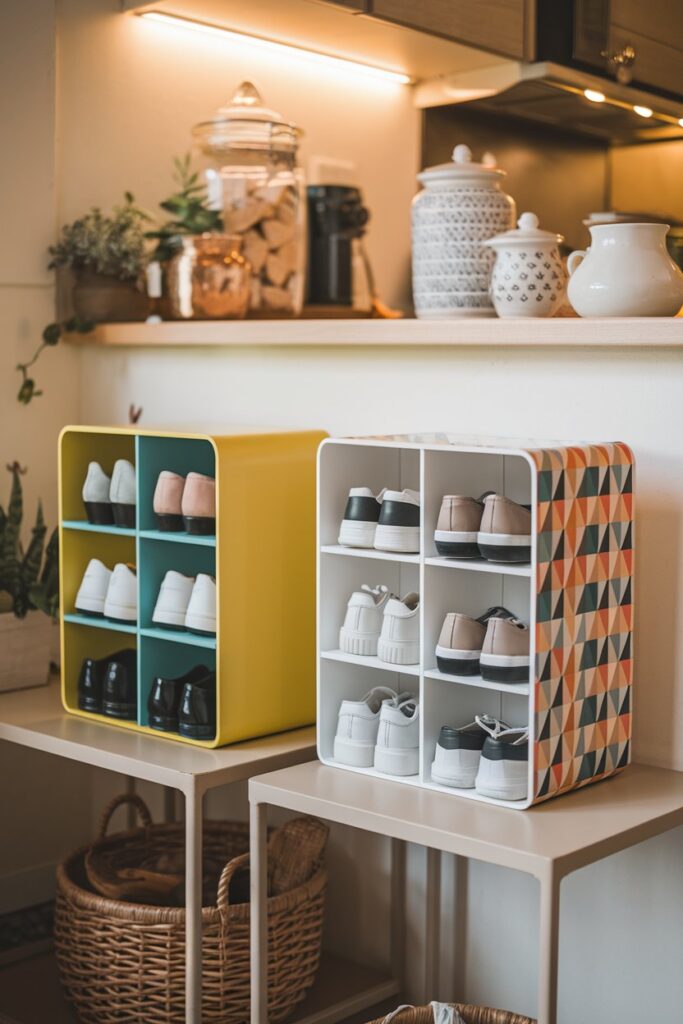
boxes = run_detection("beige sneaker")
[434,495,484,558]
[478,494,531,563]
[435,612,487,676]
[480,611,530,683]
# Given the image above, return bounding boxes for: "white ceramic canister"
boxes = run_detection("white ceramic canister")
[567,222,683,317]
[485,212,567,318]
[412,144,516,319]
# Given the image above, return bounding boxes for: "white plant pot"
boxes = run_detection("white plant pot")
[0,611,54,693]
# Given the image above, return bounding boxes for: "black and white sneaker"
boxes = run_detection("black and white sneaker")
[374,489,420,553]
[338,487,386,548]
[475,719,529,802]
[430,714,507,789]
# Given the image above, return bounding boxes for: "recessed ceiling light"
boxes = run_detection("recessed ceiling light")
[633,105,653,118]
[584,89,606,103]
[137,11,412,86]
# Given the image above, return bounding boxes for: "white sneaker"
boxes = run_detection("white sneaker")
[333,686,407,767]
[374,489,420,553]
[430,715,506,789]
[338,487,386,548]
[185,574,217,634]
[152,570,195,628]
[110,459,136,528]
[475,719,529,802]
[339,584,393,657]
[103,563,138,622]
[75,558,112,616]
[377,592,420,665]
[82,462,113,526]
[374,696,419,776]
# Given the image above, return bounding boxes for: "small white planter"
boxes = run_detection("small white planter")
[0,611,54,693]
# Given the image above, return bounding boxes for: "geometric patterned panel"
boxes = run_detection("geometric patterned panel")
[527,443,634,804]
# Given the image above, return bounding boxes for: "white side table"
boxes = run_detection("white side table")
[249,760,683,1024]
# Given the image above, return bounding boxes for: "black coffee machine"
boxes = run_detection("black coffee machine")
[306,185,370,307]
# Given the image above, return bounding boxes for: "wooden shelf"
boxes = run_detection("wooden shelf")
[67,316,683,349]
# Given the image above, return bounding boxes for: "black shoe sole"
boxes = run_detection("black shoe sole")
[178,723,216,740]
[436,655,481,677]
[149,716,179,733]
[102,703,137,720]
[155,513,184,532]
[435,540,481,559]
[78,698,102,713]
[478,543,531,564]
[187,627,216,637]
[183,516,216,536]
[84,501,114,526]
[480,663,530,683]
[112,503,136,528]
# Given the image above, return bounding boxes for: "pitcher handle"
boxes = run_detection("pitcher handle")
[567,250,586,276]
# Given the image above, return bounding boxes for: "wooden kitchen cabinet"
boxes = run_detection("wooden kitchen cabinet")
[370,0,531,59]
[574,0,683,98]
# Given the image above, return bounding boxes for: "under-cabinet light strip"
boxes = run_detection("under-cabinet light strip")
[137,11,412,85]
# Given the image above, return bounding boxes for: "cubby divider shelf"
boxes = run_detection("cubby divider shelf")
[318,435,635,809]
[60,425,325,747]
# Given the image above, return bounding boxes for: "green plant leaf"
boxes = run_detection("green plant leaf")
[20,500,46,589]
[42,322,62,346]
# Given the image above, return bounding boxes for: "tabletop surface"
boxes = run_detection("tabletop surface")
[0,680,316,790]
[249,760,683,875]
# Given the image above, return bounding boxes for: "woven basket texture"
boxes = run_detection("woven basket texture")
[367,1004,536,1024]
[54,795,326,1024]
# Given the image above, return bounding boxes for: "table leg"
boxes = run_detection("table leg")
[390,838,407,987]
[424,847,441,1002]
[250,800,269,1024]
[164,785,177,823]
[537,868,560,1024]
[185,784,204,1024]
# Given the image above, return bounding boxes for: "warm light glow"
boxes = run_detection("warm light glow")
[584,89,606,103]
[633,105,653,118]
[679,118,683,127]
[137,12,412,85]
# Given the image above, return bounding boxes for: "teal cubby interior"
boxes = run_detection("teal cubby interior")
[138,637,216,729]
[137,435,215,533]
[138,537,216,630]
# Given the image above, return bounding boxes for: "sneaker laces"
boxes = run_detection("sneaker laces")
[474,714,510,738]
[496,727,529,746]
[477,605,527,630]
[360,583,395,604]
[396,696,418,718]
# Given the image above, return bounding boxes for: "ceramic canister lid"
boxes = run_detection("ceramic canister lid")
[485,212,564,249]
[417,143,506,186]
[193,81,302,154]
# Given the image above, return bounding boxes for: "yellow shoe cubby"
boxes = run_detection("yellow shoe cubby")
[59,425,325,747]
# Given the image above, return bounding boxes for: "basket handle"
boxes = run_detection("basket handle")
[98,793,154,838]
[216,851,249,919]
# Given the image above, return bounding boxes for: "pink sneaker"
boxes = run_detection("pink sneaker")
[181,473,216,535]
[153,471,185,532]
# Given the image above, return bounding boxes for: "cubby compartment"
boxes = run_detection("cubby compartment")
[318,439,420,555]
[137,434,216,540]
[60,428,136,532]
[60,425,324,746]
[317,436,635,808]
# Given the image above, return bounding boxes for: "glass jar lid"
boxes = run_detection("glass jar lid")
[418,144,506,187]
[193,81,302,154]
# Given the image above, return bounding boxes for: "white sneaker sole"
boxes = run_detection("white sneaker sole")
[185,610,216,633]
[333,736,375,767]
[103,600,137,622]
[75,595,106,615]
[377,637,419,665]
[338,520,377,548]
[431,766,478,789]
[153,607,189,627]
[374,524,420,553]
[475,780,528,801]
[374,745,419,776]
[339,628,379,657]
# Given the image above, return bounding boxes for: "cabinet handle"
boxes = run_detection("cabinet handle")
[601,44,636,83]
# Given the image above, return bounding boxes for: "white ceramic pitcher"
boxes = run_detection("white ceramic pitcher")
[567,222,683,317]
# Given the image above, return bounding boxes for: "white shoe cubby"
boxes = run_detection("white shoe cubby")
[318,435,636,810]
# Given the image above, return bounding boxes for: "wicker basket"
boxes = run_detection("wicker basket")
[54,795,327,1024]
[367,1004,536,1024]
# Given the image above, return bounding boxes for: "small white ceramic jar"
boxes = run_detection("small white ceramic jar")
[485,212,567,318]
[412,144,515,319]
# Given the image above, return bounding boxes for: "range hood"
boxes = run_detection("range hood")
[415,61,683,145]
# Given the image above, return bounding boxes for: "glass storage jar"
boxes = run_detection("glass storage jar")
[193,82,305,317]
[166,234,251,320]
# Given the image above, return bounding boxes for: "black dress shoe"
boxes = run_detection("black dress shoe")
[147,664,211,733]
[102,649,138,721]
[78,654,111,712]
[178,673,216,740]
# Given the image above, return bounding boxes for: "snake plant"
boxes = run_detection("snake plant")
[0,463,59,619]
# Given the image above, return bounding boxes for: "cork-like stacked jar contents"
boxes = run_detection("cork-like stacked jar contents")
[193,82,305,317]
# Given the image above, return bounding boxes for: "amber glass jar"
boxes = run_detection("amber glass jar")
[166,234,251,320]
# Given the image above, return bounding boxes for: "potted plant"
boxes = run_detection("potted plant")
[146,154,223,264]
[49,193,151,323]
[0,463,60,693]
